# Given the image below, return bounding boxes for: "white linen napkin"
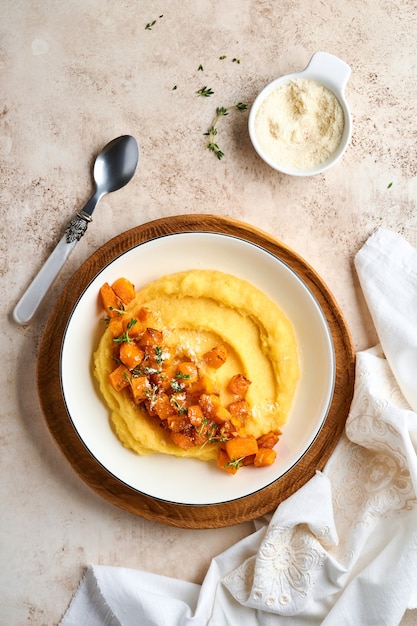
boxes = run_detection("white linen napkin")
[61,227,417,626]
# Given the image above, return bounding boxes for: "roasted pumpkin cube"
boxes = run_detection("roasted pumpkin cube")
[217,448,239,474]
[170,431,194,450]
[175,362,199,385]
[203,343,229,369]
[186,375,215,397]
[138,307,151,323]
[227,399,250,424]
[170,392,188,415]
[108,364,130,391]
[108,316,124,338]
[187,404,205,428]
[100,282,122,317]
[119,342,145,370]
[130,376,151,404]
[256,431,281,449]
[122,316,144,339]
[139,328,163,347]
[111,277,135,305]
[147,392,174,419]
[227,373,252,397]
[225,436,258,461]
[166,413,190,433]
[254,448,277,467]
[198,393,219,418]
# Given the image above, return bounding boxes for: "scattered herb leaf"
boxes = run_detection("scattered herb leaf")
[198,64,204,71]
[387,182,393,189]
[197,86,214,97]
[172,85,177,90]
[145,15,163,30]
[232,58,241,64]
[219,55,227,60]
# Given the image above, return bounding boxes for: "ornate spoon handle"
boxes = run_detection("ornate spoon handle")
[12,211,92,325]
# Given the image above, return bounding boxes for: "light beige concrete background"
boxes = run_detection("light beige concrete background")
[2,1,417,623]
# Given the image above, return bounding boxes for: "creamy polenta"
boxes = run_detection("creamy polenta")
[93,270,299,471]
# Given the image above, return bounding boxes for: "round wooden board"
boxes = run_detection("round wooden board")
[37,214,355,528]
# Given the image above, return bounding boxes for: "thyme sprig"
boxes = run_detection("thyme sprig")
[225,456,245,470]
[112,318,138,344]
[203,102,248,160]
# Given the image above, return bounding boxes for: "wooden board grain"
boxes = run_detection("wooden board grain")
[37,214,355,528]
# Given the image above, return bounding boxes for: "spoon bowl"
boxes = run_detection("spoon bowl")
[94,135,139,195]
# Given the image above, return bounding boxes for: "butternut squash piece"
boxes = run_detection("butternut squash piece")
[227,399,249,424]
[254,447,277,467]
[111,277,135,305]
[225,436,258,461]
[175,362,199,385]
[108,364,130,391]
[130,376,151,404]
[119,342,145,370]
[217,448,238,474]
[203,343,229,369]
[256,431,281,449]
[147,392,174,419]
[170,431,194,450]
[227,373,251,397]
[187,375,215,397]
[139,328,163,347]
[188,404,205,428]
[100,282,122,317]
[108,316,124,338]
[122,316,144,339]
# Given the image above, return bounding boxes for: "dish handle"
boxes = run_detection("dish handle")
[302,51,351,94]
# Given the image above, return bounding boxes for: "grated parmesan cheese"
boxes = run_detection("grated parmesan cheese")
[254,78,344,170]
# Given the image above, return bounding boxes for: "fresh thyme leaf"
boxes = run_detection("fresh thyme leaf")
[175,372,191,380]
[216,106,228,116]
[172,85,177,90]
[204,102,247,159]
[197,86,214,97]
[198,64,204,71]
[154,345,165,365]
[219,55,227,60]
[387,182,393,189]
[207,142,224,160]
[170,379,184,393]
[225,456,245,470]
[171,397,187,414]
[109,305,125,316]
[113,331,132,344]
[126,318,137,331]
[232,58,241,64]
[145,15,162,30]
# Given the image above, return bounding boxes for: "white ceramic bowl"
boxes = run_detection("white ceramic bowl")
[248,51,352,176]
[61,232,335,505]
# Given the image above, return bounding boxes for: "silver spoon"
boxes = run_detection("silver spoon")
[13,135,139,325]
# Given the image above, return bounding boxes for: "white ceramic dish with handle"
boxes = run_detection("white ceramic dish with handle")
[248,51,352,176]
